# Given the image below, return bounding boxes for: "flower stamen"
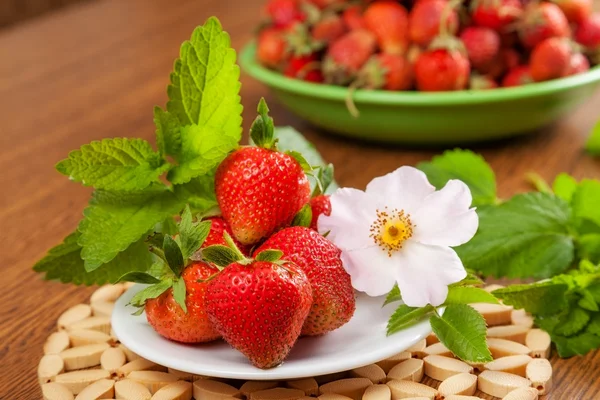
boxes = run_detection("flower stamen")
[370,208,413,257]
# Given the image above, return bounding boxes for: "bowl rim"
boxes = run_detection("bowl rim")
[240,42,600,106]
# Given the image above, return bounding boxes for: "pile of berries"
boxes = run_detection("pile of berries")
[256,0,600,91]
[143,101,355,369]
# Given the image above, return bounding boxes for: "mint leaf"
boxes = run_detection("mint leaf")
[444,286,499,305]
[492,282,569,316]
[577,234,600,264]
[174,173,218,215]
[116,272,161,284]
[417,149,496,207]
[552,173,578,203]
[154,107,181,157]
[572,180,600,228]
[554,307,590,336]
[129,280,172,308]
[178,206,212,260]
[387,304,434,335]
[553,332,600,357]
[250,98,276,149]
[255,250,283,262]
[34,233,153,285]
[430,304,492,363]
[449,272,484,288]
[172,277,187,313]
[587,314,600,336]
[56,138,169,191]
[383,285,402,307]
[78,186,184,270]
[585,120,600,156]
[291,204,312,228]
[578,289,599,312]
[457,192,574,279]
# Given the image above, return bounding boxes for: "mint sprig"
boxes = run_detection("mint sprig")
[585,120,600,156]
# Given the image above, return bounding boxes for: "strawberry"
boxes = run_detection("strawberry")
[519,3,570,48]
[502,65,533,87]
[553,0,592,24]
[530,37,572,82]
[343,5,366,30]
[201,216,250,254]
[409,0,459,47]
[215,100,311,245]
[575,13,600,49]
[266,0,305,29]
[145,261,220,343]
[255,227,355,336]
[257,28,288,69]
[323,29,377,85]
[364,1,410,55]
[308,0,347,9]
[357,53,414,90]
[414,39,471,91]
[460,26,501,71]
[205,257,312,368]
[470,74,499,89]
[471,0,523,32]
[309,194,332,231]
[565,52,590,75]
[312,13,348,44]
[284,54,324,82]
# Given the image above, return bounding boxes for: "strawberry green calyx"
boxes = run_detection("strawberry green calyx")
[250,98,277,150]
[291,204,313,228]
[202,231,250,268]
[255,249,284,262]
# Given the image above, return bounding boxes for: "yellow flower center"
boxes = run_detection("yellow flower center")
[370,208,414,257]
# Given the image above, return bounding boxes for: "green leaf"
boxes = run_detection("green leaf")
[56,138,170,191]
[174,173,218,215]
[525,172,552,193]
[147,261,171,280]
[387,304,434,335]
[286,151,312,172]
[492,281,569,316]
[449,272,484,288]
[154,107,181,157]
[417,149,496,207]
[163,235,184,276]
[430,304,492,363]
[554,306,590,336]
[291,204,312,228]
[587,314,600,336]
[456,192,574,279]
[172,277,187,313]
[78,186,185,270]
[250,98,276,149]
[116,272,161,284]
[553,332,600,357]
[578,289,599,312]
[572,179,600,228]
[202,245,244,268]
[313,164,335,197]
[585,120,600,156]
[255,250,283,262]
[178,206,212,260]
[156,218,178,236]
[444,286,499,305]
[577,234,600,264]
[34,232,153,285]
[552,173,578,203]
[383,285,402,307]
[129,280,172,308]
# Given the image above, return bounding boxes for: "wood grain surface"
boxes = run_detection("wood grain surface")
[1,0,599,398]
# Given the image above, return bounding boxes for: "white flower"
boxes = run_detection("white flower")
[318,166,478,308]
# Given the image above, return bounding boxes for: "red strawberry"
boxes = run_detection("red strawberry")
[201,217,250,254]
[205,259,312,368]
[471,0,523,32]
[266,0,305,28]
[257,28,288,69]
[502,65,533,87]
[565,52,591,75]
[358,53,414,90]
[255,227,355,336]
[409,0,459,47]
[215,100,311,245]
[364,1,410,55]
[309,194,332,231]
[470,74,499,89]
[415,42,471,91]
[312,13,348,44]
[343,5,366,30]
[145,261,220,343]
[308,0,347,9]
[460,27,501,71]
[575,13,600,49]
[500,48,521,70]
[553,0,592,24]
[530,37,572,82]
[323,29,377,85]
[284,53,324,82]
[519,3,570,48]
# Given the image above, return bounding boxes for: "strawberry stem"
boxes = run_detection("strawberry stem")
[250,98,278,150]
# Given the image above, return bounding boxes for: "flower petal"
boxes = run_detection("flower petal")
[318,188,378,251]
[394,242,467,307]
[341,246,397,296]
[411,179,479,247]
[365,166,436,214]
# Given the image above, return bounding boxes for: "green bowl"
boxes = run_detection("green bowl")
[240,43,600,144]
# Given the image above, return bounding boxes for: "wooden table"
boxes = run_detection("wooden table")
[1,0,600,398]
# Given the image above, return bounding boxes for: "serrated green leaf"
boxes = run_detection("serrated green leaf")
[554,306,591,336]
[129,280,172,308]
[387,304,434,335]
[313,164,335,197]
[572,179,600,228]
[417,149,496,207]
[174,173,218,215]
[255,250,283,262]
[291,204,312,228]
[577,234,600,264]
[250,98,275,149]
[552,173,578,203]
[56,138,170,191]
[147,261,171,279]
[154,107,181,157]
[492,282,569,316]
[585,120,600,156]
[116,272,161,284]
[383,285,402,307]
[553,332,600,357]
[178,206,211,260]
[164,235,184,276]
[578,289,599,312]
[456,192,574,279]
[449,272,484,288]
[156,218,178,236]
[78,186,185,270]
[444,286,499,305]
[172,277,187,313]
[430,304,492,363]
[587,314,600,336]
[34,232,153,285]
[202,245,243,268]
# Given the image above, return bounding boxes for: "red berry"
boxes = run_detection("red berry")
[308,0,347,9]
[554,0,592,24]
[415,48,470,91]
[565,52,591,75]
[409,0,459,47]
[205,260,312,368]
[460,27,501,71]
[312,14,347,44]
[323,29,377,84]
[284,54,324,82]
[530,37,572,82]
[145,262,220,343]
[502,65,533,87]
[343,5,366,30]
[265,0,305,29]
[472,0,523,32]
[201,217,249,255]
[215,147,311,245]
[364,1,410,55]
[575,13,600,49]
[470,75,499,89]
[255,227,355,336]
[309,195,331,231]
[257,28,288,69]
[519,3,570,48]
[364,53,414,90]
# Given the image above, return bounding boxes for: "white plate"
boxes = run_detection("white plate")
[112,284,431,380]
